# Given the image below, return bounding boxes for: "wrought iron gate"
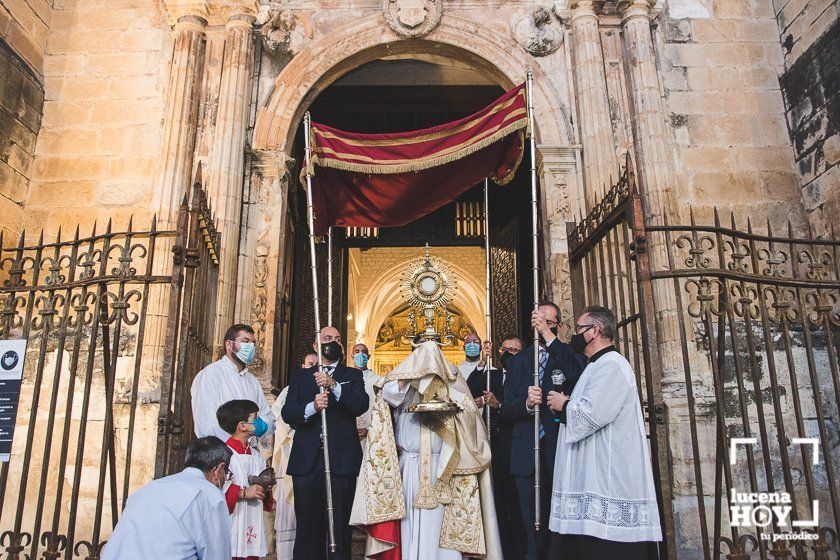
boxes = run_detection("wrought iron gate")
[0,178,219,559]
[568,156,839,559]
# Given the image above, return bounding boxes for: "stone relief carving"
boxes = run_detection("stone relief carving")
[513,7,564,57]
[260,7,294,55]
[383,0,443,38]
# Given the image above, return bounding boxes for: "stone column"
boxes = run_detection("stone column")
[152,11,207,225]
[206,7,256,350]
[619,0,678,224]
[240,150,292,385]
[143,5,207,389]
[567,0,619,207]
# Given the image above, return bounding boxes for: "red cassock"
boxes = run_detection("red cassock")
[306,83,528,236]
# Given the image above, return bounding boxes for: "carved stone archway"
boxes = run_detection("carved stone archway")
[246,13,580,382]
[252,13,573,154]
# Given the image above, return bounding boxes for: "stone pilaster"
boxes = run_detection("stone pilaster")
[238,150,292,386]
[537,145,583,330]
[143,6,207,391]
[205,7,257,351]
[619,0,678,225]
[152,13,207,225]
[567,0,619,208]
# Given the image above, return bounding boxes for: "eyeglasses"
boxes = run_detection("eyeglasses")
[224,465,233,481]
[500,346,521,354]
[545,319,559,327]
[575,324,596,333]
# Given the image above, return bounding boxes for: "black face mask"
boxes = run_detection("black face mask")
[500,351,511,370]
[569,332,589,355]
[321,341,343,362]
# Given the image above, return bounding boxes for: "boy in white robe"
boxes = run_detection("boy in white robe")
[547,305,661,560]
[217,399,276,560]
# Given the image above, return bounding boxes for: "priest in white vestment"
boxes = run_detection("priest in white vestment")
[350,340,502,560]
[548,306,661,559]
[270,386,296,560]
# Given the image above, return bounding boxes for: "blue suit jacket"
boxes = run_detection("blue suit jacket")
[281,363,369,477]
[500,338,585,477]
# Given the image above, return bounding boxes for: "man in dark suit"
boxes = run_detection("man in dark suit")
[468,335,527,559]
[501,302,585,560]
[281,326,369,560]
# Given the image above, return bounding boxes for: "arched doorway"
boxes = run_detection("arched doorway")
[251,16,577,385]
[279,56,539,380]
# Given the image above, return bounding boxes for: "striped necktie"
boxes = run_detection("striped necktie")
[538,349,547,439]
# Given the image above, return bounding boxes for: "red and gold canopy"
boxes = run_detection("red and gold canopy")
[305,83,528,236]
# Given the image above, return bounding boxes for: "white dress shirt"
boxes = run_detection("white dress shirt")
[191,355,276,441]
[102,467,232,560]
[303,361,343,420]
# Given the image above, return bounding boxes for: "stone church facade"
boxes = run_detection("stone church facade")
[0,0,838,557]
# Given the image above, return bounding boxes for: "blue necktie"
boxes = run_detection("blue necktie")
[538,349,547,439]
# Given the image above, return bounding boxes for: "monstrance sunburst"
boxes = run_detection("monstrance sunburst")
[400,244,457,344]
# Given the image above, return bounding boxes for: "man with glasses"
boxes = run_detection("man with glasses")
[102,437,234,560]
[501,301,585,560]
[547,305,661,559]
[468,335,526,559]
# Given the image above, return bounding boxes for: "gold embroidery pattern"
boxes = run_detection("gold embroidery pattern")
[364,395,406,523]
[440,474,485,556]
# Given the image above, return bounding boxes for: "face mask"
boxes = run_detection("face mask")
[464,342,481,358]
[569,332,590,355]
[500,351,511,370]
[550,326,559,337]
[353,353,369,369]
[235,342,255,364]
[321,340,343,362]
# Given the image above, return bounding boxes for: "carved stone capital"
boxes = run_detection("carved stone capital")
[555,0,603,20]
[617,0,657,21]
[163,0,209,27]
[207,0,259,25]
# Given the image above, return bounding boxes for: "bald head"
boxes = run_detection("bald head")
[315,326,341,345]
[352,343,369,356]
[464,333,481,345]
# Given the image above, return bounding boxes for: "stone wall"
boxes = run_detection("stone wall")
[775,0,839,236]
[24,0,169,235]
[1,0,52,72]
[657,0,804,225]
[0,39,41,238]
[0,0,52,238]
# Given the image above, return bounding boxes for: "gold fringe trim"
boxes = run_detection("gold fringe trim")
[491,130,525,186]
[314,92,525,148]
[313,119,527,176]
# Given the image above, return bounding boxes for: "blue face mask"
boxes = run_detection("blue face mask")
[235,342,256,365]
[464,342,481,358]
[353,353,369,369]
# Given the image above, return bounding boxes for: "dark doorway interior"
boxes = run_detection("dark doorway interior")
[275,62,540,388]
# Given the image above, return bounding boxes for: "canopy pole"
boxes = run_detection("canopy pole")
[526,69,542,532]
[303,112,337,552]
[327,226,333,326]
[483,178,492,442]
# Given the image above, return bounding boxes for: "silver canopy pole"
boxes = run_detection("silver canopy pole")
[303,112,337,552]
[526,69,542,532]
[483,178,492,441]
